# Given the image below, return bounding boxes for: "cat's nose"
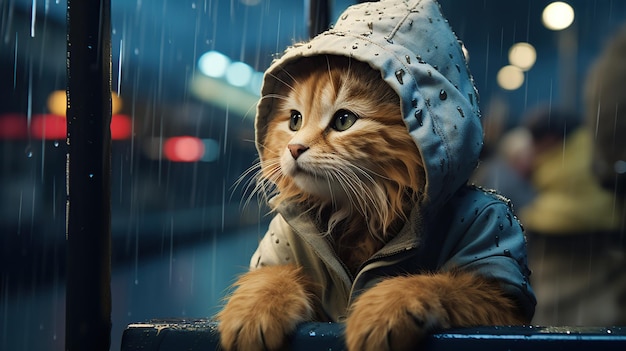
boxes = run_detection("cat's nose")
[287,144,309,160]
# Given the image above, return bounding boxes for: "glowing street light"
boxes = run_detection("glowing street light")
[542,2,575,31]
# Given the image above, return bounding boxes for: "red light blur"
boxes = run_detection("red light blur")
[23,114,131,141]
[111,114,132,140]
[163,136,205,162]
[0,114,28,139]
[31,114,66,140]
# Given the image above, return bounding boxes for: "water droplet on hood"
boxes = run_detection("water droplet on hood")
[341,14,349,20]
[411,98,418,108]
[352,44,358,49]
[457,106,465,118]
[395,69,405,84]
[495,235,500,247]
[367,22,373,30]
[439,89,447,100]
[405,55,411,64]
[414,109,423,126]
[503,249,511,257]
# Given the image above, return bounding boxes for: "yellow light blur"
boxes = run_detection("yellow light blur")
[542,2,575,31]
[47,90,123,116]
[112,93,122,114]
[508,42,536,71]
[47,90,67,116]
[497,65,525,91]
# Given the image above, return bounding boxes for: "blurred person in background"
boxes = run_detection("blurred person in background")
[472,126,536,211]
[585,24,626,202]
[519,104,625,326]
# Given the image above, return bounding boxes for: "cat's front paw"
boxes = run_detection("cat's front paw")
[217,265,314,351]
[344,276,450,351]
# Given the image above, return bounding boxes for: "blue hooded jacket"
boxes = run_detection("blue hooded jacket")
[251,0,536,322]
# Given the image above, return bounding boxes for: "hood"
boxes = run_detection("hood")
[255,0,483,213]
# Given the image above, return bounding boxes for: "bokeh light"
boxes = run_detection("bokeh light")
[509,42,537,71]
[542,1,575,31]
[198,51,231,78]
[497,65,525,91]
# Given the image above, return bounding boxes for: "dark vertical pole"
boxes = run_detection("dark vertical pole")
[66,0,112,350]
[308,0,331,38]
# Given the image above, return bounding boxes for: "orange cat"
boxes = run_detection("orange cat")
[217,1,535,350]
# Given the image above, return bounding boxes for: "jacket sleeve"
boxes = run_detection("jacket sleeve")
[250,214,296,270]
[439,190,537,321]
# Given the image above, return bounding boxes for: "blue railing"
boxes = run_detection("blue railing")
[121,319,626,351]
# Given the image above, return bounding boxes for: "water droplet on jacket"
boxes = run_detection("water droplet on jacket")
[54,141,60,147]
[425,98,431,107]
[503,249,511,256]
[352,45,358,49]
[457,106,465,118]
[428,17,433,23]
[367,22,373,30]
[427,70,432,77]
[395,69,405,84]
[411,98,418,108]
[506,214,513,226]
[275,238,280,244]
[439,89,447,100]
[341,14,349,20]
[88,173,94,178]
[416,55,423,63]
[309,331,317,337]
[433,64,439,71]
[498,223,504,231]
[468,93,474,106]
[405,55,411,64]
[495,235,500,247]
[455,64,461,73]
[385,37,393,44]
[414,109,423,125]
[307,44,312,49]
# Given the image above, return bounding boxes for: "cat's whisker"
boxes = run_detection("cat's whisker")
[266,71,304,102]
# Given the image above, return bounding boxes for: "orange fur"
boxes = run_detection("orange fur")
[217,265,314,351]
[258,56,425,271]
[345,271,526,351]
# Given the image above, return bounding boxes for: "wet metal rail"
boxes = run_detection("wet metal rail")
[121,319,626,351]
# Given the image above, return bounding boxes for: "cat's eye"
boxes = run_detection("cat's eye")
[289,110,303,131]
[332,109,358,131]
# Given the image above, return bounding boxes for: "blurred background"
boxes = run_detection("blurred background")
[1,0,625,349]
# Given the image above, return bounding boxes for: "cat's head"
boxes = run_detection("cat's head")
[253,0,485,235]
[256,55,425,237]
